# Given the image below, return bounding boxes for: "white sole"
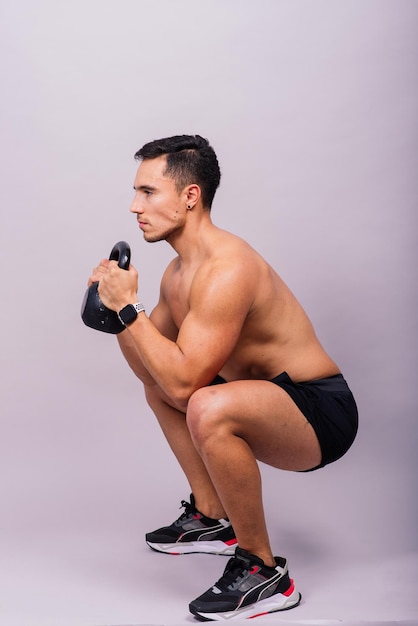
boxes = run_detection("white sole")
[193,587,301,620]
[146,539,237,555]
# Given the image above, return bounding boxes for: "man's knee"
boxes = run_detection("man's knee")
[186,387,229,447]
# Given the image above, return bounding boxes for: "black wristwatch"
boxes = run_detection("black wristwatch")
[118,302,145,326]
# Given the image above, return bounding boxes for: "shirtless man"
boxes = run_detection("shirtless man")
[89,135,358,621]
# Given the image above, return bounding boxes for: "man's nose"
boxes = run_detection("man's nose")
[130,195,143,214]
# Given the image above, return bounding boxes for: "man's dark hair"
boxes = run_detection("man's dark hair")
[134,135,221,209]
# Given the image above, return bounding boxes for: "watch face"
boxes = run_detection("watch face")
[119,304,137,325]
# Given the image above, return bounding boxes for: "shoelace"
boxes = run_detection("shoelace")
[175,499,196,524]
[215,556,251,591]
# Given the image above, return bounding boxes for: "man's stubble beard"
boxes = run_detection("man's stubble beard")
[143,222,183,244]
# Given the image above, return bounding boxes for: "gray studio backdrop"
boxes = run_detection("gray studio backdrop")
[0,1,417,625]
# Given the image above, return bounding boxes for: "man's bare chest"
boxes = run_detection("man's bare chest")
[165,272,193,329]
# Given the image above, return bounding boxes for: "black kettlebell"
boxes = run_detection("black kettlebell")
[81,241,131,334]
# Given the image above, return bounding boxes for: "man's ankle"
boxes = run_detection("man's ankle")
[194,496,227,520]
[239,546,276,568]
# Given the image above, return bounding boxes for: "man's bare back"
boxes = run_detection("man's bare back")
[162,226,340,385]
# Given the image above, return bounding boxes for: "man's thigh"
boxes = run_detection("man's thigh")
[196,380,322,472]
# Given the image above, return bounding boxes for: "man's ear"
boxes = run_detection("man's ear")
[185,184,201,209]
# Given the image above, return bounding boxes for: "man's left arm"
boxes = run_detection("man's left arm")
[97,259,254,411]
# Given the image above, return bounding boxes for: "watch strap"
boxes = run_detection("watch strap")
[118,302,145,326]
[131,302,145,315]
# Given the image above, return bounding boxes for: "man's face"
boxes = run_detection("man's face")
[130,155,185,243]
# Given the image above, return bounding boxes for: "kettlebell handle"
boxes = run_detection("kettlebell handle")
[109,241,131,270]
[81,240,131,334]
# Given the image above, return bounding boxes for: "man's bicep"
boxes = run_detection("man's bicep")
[176,315,239,383]
[175,277,251,384]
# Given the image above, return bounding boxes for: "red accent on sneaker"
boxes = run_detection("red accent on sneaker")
[225,538,238,546]
[193,514,201,520]
[249,611,269,619]
[250,566,260,574]
[283,578,295,597]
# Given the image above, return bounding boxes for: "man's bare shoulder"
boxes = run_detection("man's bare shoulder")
[203,229,270,275]
[210,228,259,254]
[189,230,278,313]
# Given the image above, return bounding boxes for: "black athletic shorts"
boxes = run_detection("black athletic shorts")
[210,371,358,471]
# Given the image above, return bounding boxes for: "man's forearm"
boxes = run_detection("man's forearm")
[117,330,156,386]
[124,313,206,411]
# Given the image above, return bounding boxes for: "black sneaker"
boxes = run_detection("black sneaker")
[189,546,301,620]
[145,495,237,555]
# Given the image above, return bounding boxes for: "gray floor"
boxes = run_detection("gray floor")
[2,389,417,626]
[2,503,417,626]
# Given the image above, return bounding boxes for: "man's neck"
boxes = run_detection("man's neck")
[167,212,217,265]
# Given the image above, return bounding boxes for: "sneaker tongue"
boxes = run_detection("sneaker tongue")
[216,549,265,592]
[235,547,265,568]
